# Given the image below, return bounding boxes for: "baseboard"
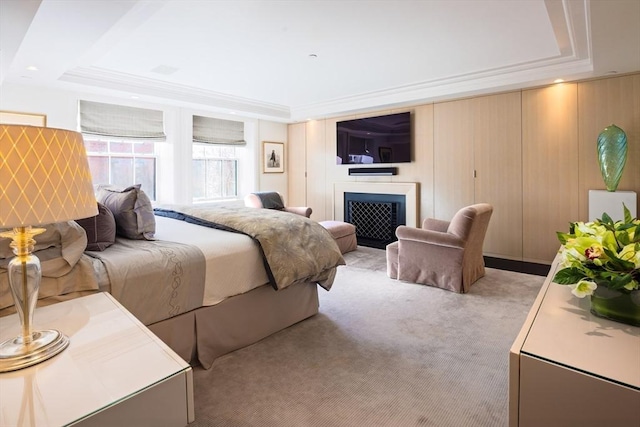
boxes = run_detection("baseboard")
[484,256,550,276]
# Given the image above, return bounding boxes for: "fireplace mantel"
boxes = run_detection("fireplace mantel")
[334,182,419,227]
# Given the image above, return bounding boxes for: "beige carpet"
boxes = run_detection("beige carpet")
[190,246,545,427]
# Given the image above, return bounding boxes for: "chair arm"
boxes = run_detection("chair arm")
[396,226,464,249]
[284,206,312,218]
[422,218,450,232]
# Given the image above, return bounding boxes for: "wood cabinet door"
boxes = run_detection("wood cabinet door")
[434,99,474,220]
[522,84,579,264]
[287,122,307,208]
[305,119,328,221]
[473,92,523,259]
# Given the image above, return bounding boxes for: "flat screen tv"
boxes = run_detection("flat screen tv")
[336,111,411,164]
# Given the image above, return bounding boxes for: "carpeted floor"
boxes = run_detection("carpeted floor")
[190,246,545,427]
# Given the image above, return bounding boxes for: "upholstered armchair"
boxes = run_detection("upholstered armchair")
[244,191,312,218]
[386,203,493,293]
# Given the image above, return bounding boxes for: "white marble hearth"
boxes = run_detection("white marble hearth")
[334,182,419,227]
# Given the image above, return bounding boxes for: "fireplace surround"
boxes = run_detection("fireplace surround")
[334,182,419,249]
[344,192,406,249]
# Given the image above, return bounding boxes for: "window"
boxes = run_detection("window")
[79,100,165,201]
[192,144,239,201]
[84,138,157,200]
[192,115,245,202]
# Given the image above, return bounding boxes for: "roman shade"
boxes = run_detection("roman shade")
[193,115,245,145]
[79,100,166,140]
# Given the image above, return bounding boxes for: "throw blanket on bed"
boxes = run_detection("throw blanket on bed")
[85,238,206,325]
[154,205,345,291]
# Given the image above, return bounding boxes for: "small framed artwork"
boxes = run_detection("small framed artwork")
[0,110,47,127]
[263,141,284,173]
[379,147,392,163]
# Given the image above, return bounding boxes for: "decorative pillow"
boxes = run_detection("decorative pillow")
[255,191,285,210]
[75,202,116,251]
[96,184,155,240]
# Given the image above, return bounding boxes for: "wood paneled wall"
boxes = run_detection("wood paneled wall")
[288,73,640,264]
[522,84,580,263]
[577,74,640,219]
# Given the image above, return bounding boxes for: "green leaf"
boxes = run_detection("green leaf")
[602,247,635,271]
[553,267,585,284]
[600,212,614,226]
[632,224,640,243]
[598,273,633,290]
[623,203,632,224]
[556,231,571,245]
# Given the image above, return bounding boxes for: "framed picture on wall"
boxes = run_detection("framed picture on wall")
[0,110,47,127]
[263,141,284,173]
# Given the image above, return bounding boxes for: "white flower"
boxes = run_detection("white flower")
[569,280,597,298]
[559,247,585,268]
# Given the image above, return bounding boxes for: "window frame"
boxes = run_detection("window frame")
[191,142,240,202]
[83,136,158,201]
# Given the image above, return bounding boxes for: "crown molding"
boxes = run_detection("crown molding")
[56,0,591,123]
[291,56,593,120]
[58,67,291,120]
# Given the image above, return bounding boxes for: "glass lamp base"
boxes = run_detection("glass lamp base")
[0,329,69,372]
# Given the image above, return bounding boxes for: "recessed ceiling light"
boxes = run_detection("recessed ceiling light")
[26,66,38,71]
[309,54,318,59]
[554,79,564,84]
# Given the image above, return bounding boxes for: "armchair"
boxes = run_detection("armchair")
[244,191,312,218]
[386,203,493,293]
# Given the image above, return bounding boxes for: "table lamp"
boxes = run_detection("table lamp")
[0,124,97,372]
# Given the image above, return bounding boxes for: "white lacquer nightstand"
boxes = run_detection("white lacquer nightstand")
[0,292,194,426]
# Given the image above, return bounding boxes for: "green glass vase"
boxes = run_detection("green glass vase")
[597,124,627,192]
[590,286,640,327]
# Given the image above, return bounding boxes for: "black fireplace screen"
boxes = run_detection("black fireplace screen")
[345,192,406,249]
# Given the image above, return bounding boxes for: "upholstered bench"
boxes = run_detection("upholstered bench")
[319,221,357,254]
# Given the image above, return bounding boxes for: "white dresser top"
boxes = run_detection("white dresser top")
[0,292,190,426]
[521,261,640,389]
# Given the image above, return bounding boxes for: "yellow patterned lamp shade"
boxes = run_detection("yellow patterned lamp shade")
[0,124,97,372]
[0,124,98,227]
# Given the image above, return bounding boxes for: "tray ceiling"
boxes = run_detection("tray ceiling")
[1,0,639,121]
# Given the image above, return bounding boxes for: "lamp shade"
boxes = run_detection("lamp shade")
[0,125,98,228]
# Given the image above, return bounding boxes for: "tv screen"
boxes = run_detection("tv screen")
[336,112,411,164]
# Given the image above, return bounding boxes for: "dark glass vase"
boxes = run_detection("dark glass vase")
[590,286,640,327]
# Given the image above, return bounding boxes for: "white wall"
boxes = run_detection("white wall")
[256,120,289,201]
[0,82,288,204]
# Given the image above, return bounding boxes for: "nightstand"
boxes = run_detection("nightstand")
[0,292,194,426]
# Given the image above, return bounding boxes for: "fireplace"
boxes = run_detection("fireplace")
[344,192,406,249]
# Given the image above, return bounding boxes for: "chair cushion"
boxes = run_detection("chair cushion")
[319,221,356,239]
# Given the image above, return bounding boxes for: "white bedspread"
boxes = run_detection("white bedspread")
[154,215,269,306]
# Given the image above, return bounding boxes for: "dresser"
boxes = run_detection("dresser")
[509,257,640,426]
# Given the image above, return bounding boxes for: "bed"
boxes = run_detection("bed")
[0,195,345,369]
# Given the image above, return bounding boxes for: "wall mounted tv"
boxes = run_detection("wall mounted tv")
[336,111,411,164]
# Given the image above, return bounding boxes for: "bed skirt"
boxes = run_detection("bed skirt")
[147,281,319,369]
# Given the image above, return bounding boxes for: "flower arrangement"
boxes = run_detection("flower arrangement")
[553,204,640,298]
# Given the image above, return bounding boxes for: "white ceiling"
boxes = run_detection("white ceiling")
[1,0,639,122]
